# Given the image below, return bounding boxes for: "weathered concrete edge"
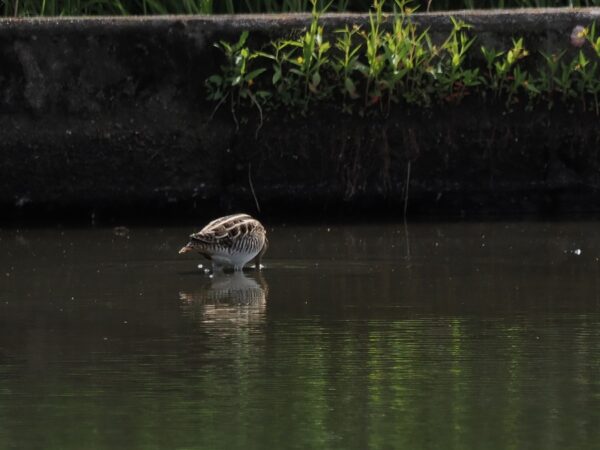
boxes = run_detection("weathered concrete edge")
[0,8,599,27]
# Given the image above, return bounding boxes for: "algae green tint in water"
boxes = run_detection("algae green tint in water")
[1,222,600,449]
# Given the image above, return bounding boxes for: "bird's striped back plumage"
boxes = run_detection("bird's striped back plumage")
[180,213,268,271]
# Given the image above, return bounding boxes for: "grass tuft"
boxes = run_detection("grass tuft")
[207,0,600,120]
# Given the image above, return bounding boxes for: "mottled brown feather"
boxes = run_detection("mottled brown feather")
[184,213,267,269]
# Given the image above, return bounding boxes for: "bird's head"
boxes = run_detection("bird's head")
[178,240,197,254]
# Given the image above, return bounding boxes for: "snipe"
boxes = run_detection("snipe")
[179,213,268,272]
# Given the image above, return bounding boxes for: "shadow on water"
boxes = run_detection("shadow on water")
[1,222,600,449]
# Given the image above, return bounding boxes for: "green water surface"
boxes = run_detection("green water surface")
[1,222,599,449]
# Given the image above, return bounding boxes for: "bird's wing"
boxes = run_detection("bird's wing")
[190,214,257,246]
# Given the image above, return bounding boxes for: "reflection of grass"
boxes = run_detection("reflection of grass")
[450,318,467,448]
[1,315,600,449]
[209,0,600,120]
[503,324,525,450]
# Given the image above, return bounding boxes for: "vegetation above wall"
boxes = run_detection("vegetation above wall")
[206,0,600,126]
[3,0,600,16]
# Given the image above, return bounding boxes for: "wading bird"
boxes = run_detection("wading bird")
[179,213,268,272]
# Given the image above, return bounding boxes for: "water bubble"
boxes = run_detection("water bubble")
[113,226,129,238]
[574,249,582,255]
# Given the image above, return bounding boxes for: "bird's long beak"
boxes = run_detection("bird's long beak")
[178,245,192,254]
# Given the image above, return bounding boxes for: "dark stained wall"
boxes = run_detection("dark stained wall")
[0,10,599,219]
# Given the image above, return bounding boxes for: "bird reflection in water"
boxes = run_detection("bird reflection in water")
[179,271,268,325]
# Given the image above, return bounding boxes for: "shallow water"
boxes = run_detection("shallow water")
[1,221,600,450]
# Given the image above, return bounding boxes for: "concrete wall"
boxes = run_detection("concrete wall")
[1,9,600,219]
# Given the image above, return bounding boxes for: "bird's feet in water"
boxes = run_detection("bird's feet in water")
[197,263,265,275]
[226,264,265,273]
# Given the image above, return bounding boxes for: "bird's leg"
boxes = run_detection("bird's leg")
[248,254,262,271]
[255,253,263,271]
[211,261,224,274]
[258,238,268,270]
